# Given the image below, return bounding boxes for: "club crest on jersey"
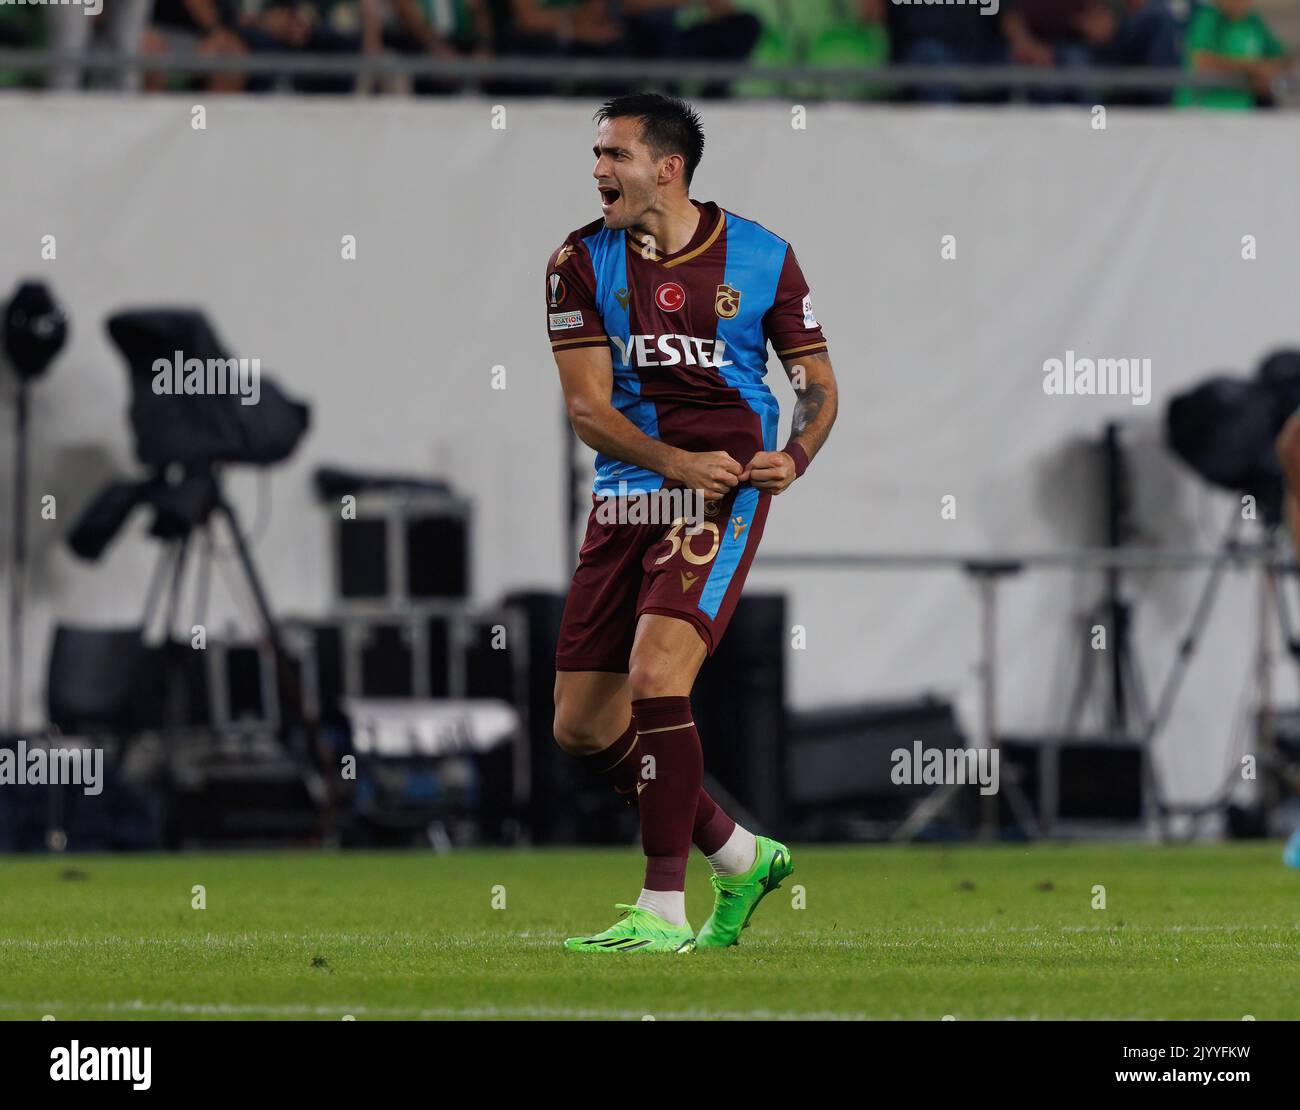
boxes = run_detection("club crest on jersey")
[655,282,686,313]
[715,283,742,320]
[548,274,567,308]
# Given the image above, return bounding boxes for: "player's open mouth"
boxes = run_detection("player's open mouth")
[599,186,621,211]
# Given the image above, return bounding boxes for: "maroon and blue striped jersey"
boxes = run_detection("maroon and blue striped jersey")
[545,200,828,496]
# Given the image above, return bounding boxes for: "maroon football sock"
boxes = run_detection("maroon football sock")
[578,719,640,806]
[574,714,736,854]
[692,787,737,856]
[631,695,703,892]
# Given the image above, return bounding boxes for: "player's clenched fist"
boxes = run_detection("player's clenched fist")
[670,450,743,497]
[739,450,798,494]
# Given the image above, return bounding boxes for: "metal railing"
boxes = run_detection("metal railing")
[757,546,1296,572]
[0,48,1271,98]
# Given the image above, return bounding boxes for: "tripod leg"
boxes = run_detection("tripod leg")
[141,541,180,641]
[892,782,962,842]
[1145,524,1239,748]
[1002,775,1040,839]
[979,575,999,839]
[1258,565,1279,818]
[163,533,191,644]
[1064,607,1101,737]
[1139,513,1243,840]
[1119,630,1151,735]
[213,496,312,738]
[7,386,29,733]
[214,499,285,657]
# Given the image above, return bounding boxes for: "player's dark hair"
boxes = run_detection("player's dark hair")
[594,93,705,187]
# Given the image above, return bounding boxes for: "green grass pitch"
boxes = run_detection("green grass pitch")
[1,843,1297,1020]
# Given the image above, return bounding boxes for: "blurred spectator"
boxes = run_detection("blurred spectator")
[142,0,257,93]
[622,0,761,96]
[731,0,888,101]
[381,0,492,93]
[0,4,44,89]
[1002,0,1098,81]
[143,0,492,96]
[796,0,889,101]
[1093,0,1181,103]
[481,0,622,94]
[887,0,1007,102]
[1176,0,1287,109]
[485,0,620,55]
[254,0,384,93]
[1001,0,1179,103]
[47,0,154,91]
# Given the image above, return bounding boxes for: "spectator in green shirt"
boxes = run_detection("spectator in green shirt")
[1178,0,1288,109]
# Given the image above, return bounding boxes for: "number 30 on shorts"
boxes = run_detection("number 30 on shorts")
[654,517,721,566]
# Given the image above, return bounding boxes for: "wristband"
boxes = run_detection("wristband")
[782,440,810,478]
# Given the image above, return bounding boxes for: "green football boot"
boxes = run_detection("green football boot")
[693,836,794,949]
[563,904,695,953]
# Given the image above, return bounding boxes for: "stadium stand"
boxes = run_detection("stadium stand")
[0,0,1296,105]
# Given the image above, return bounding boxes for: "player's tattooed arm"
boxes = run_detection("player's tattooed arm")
[555,345,742,498]
[785,351,838,462]
[740,352,837,494]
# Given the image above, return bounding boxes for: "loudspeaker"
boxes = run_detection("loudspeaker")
[47,626,210,734]
[337,613,451,699]
[503,590,606,845]
[334,490,470,605]
[46,625,149,733]
[466,606,529,704]
[1000,736,1144,822]
[206,637,278,729]
[360,622,415,698]
[786,697,964,812]
[165,729,320,846]
[282,620,345,725]
[337,518,388,599]
[407,514,470,599]
[693,594,787,828]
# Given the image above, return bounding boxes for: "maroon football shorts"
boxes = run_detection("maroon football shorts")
[555,484,771,672]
